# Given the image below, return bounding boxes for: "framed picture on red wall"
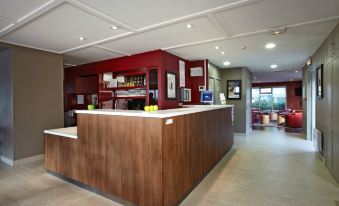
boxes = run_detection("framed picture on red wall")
[316,64,323,99]
[166,72,177,100]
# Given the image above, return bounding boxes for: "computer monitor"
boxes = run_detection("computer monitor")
[200,91,213,103]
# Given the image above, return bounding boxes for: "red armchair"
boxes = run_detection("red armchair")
[286,112,302,128]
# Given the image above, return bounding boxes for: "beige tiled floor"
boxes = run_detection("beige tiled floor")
[1,129,339,206]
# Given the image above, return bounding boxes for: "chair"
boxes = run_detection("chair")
[262,115,270,125]
[270,112,278,121]
[286,112,302,128]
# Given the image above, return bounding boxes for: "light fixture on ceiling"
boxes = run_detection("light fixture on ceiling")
[265,43,276,49]
[254,77,257,80]
[223,61,231,66]
[241,46,247,50]
[215,46,219,50]
[270,64,278,69]
[307,57,312,66]
[78,36,86,41]
[268,27,287,36]
[221,51,225,55]
[186,24,192,29]
[289,78,293,81]
[295,70,298,73]
[111,25,118,30]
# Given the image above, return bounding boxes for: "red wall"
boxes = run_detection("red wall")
[64,50,163,94]
[65,50,194,110]
[185,60,207,104]
[252,81,302,110]
[160,52,190,109]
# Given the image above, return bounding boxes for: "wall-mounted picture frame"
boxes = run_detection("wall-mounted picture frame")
[316,64,323,99]
[227,80,241,100]
[166,72,177,100]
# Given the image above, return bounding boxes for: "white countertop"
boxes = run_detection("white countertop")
[44,127,77,139]
[44,105,233,138]
[75,105,233,118]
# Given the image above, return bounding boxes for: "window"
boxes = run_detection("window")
[252,87,286,111]
[260,88,272,94]
[272,87,286,110]
[252,88,260,109]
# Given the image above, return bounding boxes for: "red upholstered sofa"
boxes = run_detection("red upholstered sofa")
[286,112,302,128]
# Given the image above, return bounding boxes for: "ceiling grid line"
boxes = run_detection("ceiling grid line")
[93,45,131,56]
[0,0,65,39]
[67,0,137,32]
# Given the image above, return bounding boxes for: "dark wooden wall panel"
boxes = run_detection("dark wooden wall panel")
[46,114,163,206]
[162,108,233,206]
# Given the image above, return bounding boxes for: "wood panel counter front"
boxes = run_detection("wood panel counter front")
[45,106,234,206]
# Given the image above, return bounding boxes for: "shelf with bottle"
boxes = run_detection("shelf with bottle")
[115,88,146,99]
[115,85,146,90]
[116,96,146,99]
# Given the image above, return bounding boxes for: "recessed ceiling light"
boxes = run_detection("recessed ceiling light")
[111,25,118,30]
[268,27,287,36]
[221,51,225,55]
[186,24,192,29]
[241,46,247,50]
[295,70,298,73]
[265,43,276,49]
[270,64,278,69]
[223,61,231,66]
[215,46,219,50]
[78,36,86,41]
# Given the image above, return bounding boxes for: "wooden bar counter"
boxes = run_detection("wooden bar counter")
[44,105,234,206]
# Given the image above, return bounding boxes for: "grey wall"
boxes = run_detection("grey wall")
[303,23,339,182]
[208,63,222,80]
[0,42,64,161]
[0,48,14,160]
[208,63,222,104]
[220,67,252,134]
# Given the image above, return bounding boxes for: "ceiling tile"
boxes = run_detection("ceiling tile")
[0,17,12,31]
[215,0,339,36]
[64,46,123,65]
[77,0,241,29]
[2,2,129,52]
[167,20,337,82]
[0,0,50,22]
[100,16,223,55]
[252,71,302,83]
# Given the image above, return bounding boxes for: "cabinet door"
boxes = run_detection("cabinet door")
[325,61,333,169]
[327,33,334,60]
[332,55,339,181]
[334,27,339,54]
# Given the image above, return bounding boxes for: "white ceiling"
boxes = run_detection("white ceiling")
[0,0,338,82]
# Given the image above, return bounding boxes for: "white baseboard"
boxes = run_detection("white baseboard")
[1,156,14,166]
[13,154,44,166]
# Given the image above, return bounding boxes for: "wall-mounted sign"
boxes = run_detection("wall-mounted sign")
[227,80,241,100]
[179,60,185,87]
[190,67,203,77]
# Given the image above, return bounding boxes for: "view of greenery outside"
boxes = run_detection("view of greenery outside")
[252,88,260,108]
[252,87,286,111]
[259,94,273,110]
